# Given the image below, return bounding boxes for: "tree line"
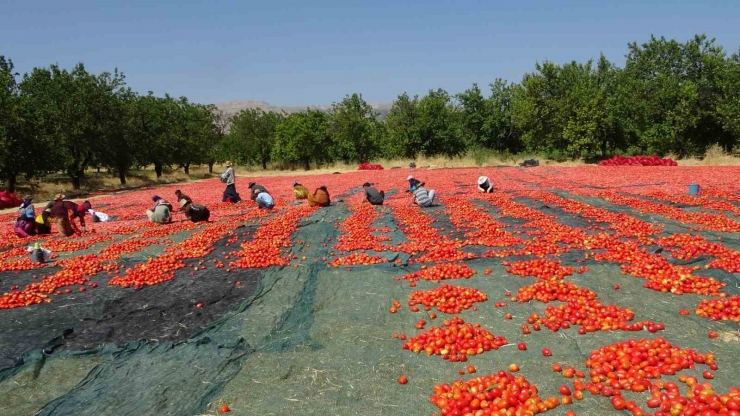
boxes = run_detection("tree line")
[2,34,740,192]
[0,61,227,192]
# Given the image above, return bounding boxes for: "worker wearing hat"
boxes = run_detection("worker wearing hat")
[49,194,86,236]
[221,161,242,203]
[477,176,494,193]
[292,181,309,200]
[407,175,424,193]
[248,182,268,201]
[179,198,210,223]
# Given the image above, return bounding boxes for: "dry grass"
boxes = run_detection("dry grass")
[250,154,586,174]
[8,145,740,204]
[14,166,217,202]
[672,145,740,166]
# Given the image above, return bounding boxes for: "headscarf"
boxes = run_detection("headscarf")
[21,196,33,208]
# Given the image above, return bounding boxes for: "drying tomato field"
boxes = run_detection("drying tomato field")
[1,166,740,416]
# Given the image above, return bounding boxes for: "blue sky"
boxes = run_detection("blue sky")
[2,0,738,106]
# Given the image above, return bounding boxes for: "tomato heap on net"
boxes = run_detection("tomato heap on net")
[578,337,740,415]
[400,263,477,286]
[695,295,740,321]
[430,371,561,415]
[408,284,488,314]
[401,317,507,362]
[503,259,575,281]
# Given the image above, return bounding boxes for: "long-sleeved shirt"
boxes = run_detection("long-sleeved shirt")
[364,187,384,205]
[176,194,192,210]
[50,201,86,226]
[478,178,493,193]
[408,178,422,192]
[293,185,309,199]
[412,187,433,207]
[255,192,274,207]
[309,188,330,207]
[152,199,173,212]
[18,204,35,220]
[223,167,235,186]
[184,203,210,222]
[250,184,268,201]
[177,194,192,204]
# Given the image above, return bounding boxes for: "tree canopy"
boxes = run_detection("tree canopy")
[1,34,740,191]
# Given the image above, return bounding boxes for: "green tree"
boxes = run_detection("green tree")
[457,81,522,153]
[96,88,142,184]
[170,97,218,174]
[456,84,487,148]
[327,93,380,162]
[512,58,619,159]
[133,93,178,178]
[207,108,230,173]
[416,88,465,157]
[272,110,331,170]
[717,51,740,146]
[21,63,126,189]
[384,93,420,159]
[0,56,27,192]
[615,35,728,156]
[228,108,284,169]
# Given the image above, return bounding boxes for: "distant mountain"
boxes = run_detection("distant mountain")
[215,100,393,120]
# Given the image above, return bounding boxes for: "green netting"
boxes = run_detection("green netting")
[1,191,739,416]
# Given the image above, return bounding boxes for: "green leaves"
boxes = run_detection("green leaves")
[327,93,380,163]
[272,110,331,170]
[1,32,739,189]
[227,108,284,169]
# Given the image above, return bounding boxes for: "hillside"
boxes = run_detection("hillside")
[215,99,392,119]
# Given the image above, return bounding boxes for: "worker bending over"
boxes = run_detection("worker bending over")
[477,176,494,193]
[293,182,309,200]
[412,186,436,208]
[308,186,330,207]
[363,183,385,205]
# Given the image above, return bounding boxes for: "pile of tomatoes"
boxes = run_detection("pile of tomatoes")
[329,252,386,266]
[402,317,507,361]
[516,281,597,303]
[695,295,740,321]
[408,284,488,314]
[503,259,575,281]
[401,263,477,285]
[430,371,557,415]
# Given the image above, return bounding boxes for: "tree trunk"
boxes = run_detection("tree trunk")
[154,162,163,178]
[6,175,17,193]
[118,169,127,185]
[184,163,190,175]
[208,162,214,173]
[262,160,267,170]
[72,174,82,190]
[303,159,310,171]
[97,167,101,173]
